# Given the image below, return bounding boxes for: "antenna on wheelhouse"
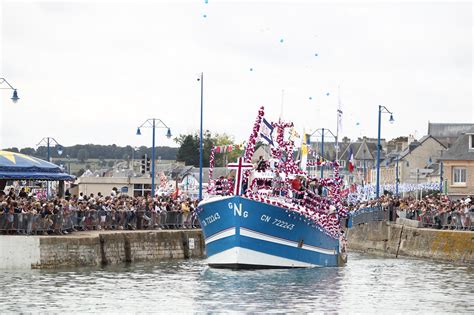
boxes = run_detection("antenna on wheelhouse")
[336,85,342,162]
[279,89,285,120]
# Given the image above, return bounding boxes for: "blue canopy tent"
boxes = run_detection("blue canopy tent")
[0,150,74,180]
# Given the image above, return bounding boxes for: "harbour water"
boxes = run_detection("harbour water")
[1,252,473,313]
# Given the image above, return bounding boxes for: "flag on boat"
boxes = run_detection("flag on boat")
[171,180,180,199]
[348,145,355,173]
[289,127,300,141]
[260,118,274,145]
[301,132,308,170]
[337,90,343,133]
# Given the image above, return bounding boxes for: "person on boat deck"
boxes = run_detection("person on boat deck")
[272,171,283,196]
[291,176,301,190]
[256,156,267,172]
[299,177,306,199]
[224,177,234,195]
[215,176,224,195]
[291,176,304,200]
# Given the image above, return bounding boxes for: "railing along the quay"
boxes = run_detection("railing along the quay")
[0,210,201,235]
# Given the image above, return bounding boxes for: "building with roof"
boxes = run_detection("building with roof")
[441,127,474,198]
[337,138,379,184]
[374,135,446,185]
[428,122,474,148]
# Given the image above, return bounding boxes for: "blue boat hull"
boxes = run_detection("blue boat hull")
[198,196,346,268]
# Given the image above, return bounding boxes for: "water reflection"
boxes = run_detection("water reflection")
[0,253,473,313]
[197,266,344,312]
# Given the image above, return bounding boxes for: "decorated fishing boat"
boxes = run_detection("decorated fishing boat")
[197,107,348,269]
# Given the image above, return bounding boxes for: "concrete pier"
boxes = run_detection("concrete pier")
[348,221,474,264]
[2,224,472,269]
[0,230,205,269]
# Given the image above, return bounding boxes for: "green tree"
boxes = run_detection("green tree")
[4,147,19,153]
[77,148,89,162]
[213,133,243,166]
[176,134,199,166]
[20,147,36,156]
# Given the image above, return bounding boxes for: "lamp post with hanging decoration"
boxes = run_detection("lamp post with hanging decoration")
[310,128,337,178]
[37,137,63,198]
[197,72,204,201]
[376,105,394,198]
[0,77,19,103]
[136,119,172,198]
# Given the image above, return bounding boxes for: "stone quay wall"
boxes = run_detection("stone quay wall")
[0,230,205,269]
[347,221,474,264]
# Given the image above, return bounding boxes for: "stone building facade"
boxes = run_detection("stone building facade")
[441,128,474,198]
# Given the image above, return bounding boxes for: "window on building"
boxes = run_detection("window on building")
[133,184,152,197]
[452,167,466,185]
[469,135,474,150]
[339,160,346,168]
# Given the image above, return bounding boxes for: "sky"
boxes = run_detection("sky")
[0,0,472,150]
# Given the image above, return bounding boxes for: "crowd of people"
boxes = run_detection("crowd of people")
[0,187,200,235]
[350,194,474,230]
[2,182,473,235]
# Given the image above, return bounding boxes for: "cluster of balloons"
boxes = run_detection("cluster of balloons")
[202,1,338,114]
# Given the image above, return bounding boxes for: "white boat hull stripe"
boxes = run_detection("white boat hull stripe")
[205,227,236,245]
[208,247,322,268]
[240,227,335,255]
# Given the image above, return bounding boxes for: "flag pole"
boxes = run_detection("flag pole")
[279,89,284,120]
[336,85,341,162]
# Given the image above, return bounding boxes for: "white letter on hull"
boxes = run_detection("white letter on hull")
[233,203,242,216]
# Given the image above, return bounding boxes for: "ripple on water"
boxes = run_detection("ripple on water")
[1,253,473,313]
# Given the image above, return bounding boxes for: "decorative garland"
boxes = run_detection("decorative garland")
[204,106,348,238]
[349,182,442,203]
[208,146,216,181]
[159,172,168,189]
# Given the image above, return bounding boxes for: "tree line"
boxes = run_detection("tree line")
[2,131,244,168]
[2,144,179,162]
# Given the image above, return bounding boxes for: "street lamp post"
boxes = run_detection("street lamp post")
[37,137,63,198]
[376,105,394,198]
[310,128,337,178]
[439,161,444,195]
[130,146,138,173]
[136,119,172,198]
[197,73,204,201]
[66,155,71,175]
[395,155,399,197]
[0,77,19,103]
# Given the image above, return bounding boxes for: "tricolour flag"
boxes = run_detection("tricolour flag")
[260,118,274,145]
[348,145,355,173]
